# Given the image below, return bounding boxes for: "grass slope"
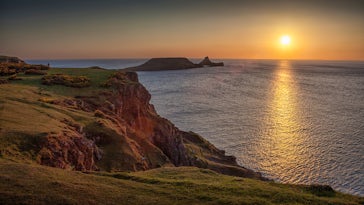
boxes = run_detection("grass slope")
[0,67,116,162]
[0,159,362,205]
[11,67,116,96]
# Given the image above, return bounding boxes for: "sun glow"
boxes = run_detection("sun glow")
[280,35,291,45]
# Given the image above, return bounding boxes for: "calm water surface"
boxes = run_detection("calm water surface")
[29,59,364,196]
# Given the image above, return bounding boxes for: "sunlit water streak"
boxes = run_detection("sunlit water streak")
[257,61,308,183]
[29,59,364,196]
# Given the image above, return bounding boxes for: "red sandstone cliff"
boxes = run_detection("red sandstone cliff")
[38,71,263,179]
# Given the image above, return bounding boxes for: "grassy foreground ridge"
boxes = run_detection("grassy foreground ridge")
[0,65,363,204]
[1,159,362,205]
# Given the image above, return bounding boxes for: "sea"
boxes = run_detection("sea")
[28,58,364,196]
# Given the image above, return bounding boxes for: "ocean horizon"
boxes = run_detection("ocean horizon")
[27,58,364,69]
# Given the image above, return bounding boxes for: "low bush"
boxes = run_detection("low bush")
[7,74,22,81]
[42,74,91,88]
[38,97,56,104]
[25,69,47,75]
[0,64,17,75]
[0,78,8,84]
[24,64,50,70]
[306,184,335,197]
[94,110,106,118]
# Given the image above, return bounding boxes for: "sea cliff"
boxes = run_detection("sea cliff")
[0,61,261,179]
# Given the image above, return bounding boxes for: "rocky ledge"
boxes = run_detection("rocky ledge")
[123,56,224,71]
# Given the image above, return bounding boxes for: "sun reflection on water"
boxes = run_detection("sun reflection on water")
[271,61,299,134]
[259,60,309,183]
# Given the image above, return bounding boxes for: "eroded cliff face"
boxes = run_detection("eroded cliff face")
[38,71,263,179]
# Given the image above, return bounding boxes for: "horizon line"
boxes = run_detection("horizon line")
[23,57,364,62]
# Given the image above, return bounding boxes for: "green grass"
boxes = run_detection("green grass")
[0,159,362,205]
[0,83,94,162]
[5,67,116,96]
[0,67,115,162]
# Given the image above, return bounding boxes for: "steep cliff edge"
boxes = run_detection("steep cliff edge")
[0,67,263,179]
[57,71,262,178]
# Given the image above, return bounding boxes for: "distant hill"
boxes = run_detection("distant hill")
[123,56,224,71]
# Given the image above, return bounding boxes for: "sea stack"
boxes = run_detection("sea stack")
[199,56,224,67]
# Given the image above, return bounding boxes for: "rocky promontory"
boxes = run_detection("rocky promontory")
[124,56,224,71]
[0,59,262,179]
[43,72,263,178]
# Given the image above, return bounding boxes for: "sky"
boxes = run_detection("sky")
[1,0,364,60]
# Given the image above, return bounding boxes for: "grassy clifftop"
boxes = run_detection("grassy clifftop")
[1,159,362,205]
[0,67,114,164]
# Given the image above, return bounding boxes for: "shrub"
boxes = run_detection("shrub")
[306,184,335,197]
[0,78,8,84]
[25,69,47,75]
[94,110,106,118]
[7,74,22,81]
[38,97,56,104]
[0,64,17,75]
[24,64,50,70]
[41,74,91,88]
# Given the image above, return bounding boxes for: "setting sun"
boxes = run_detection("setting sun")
[280,35,291,45]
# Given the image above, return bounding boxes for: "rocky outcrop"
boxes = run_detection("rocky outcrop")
[199,56,224,67]
[35,119,100,171]
[0,55,25,64]
[124,57,224,71]
[0,56,49,76]
[38,131,100,171]
[42,71,264,179]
